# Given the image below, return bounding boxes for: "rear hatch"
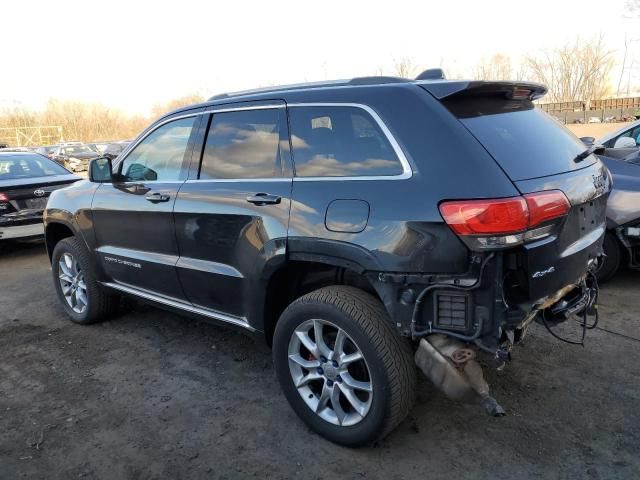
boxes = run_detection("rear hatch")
[422,81,611,301]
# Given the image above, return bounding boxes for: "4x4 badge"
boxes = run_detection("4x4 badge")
[532,266,556,278]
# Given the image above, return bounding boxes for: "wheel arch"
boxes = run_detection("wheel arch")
[45,221,76,261]
[259,256,384,346]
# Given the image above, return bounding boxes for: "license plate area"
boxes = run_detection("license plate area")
[576,199,603,235]
[25,197,48,209]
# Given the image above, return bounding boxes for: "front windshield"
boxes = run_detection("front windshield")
[63,145,93,155]
[0,154,70,179]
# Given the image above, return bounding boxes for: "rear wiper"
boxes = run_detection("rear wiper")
[574,144,604,163]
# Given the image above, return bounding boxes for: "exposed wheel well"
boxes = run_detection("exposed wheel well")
[45,223,74,260]
[263,261,380,346]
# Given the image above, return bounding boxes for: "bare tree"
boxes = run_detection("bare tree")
[473,54,515,81]
[624,0,640,17]
[0,95,204,144]
[523,35,615,103]
[393,57,418,78]
[151,94,205,118]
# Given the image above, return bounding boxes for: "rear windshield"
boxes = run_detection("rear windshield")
[0,154,70,180]
[444,98,594,181]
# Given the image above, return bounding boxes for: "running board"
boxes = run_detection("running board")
[102,282,255,332]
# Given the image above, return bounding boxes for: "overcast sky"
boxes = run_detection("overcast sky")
[0,0,636,115]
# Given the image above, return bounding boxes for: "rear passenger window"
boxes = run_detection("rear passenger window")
[288,106,403,177]
[199,109,285,179]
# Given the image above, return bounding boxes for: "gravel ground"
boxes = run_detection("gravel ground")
[1,240,639,480]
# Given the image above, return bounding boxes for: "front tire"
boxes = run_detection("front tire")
[51,237,119,324]
[273,286,416,446]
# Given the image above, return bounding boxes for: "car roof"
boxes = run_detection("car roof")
[157,76,547,123]
[598,119,640,143]
[0,151,40,156]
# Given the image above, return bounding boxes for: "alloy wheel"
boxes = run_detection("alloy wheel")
[288,318,373,426]
[58,252,88,314]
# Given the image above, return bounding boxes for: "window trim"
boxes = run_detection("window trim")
[196,105,290,182]
[113,112,205,181]
[115,103,413,183]
[287,102,413,181]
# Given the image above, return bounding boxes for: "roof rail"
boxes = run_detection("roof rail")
[207,76,410,101]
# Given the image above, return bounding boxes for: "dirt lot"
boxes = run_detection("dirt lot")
[565,122,627,139]
[1,241,639,480]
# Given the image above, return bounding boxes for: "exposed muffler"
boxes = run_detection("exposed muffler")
[414,334,506,417]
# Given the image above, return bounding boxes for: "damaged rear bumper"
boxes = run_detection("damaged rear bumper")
[369,247,602,355]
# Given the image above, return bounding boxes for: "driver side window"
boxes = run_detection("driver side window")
[120,116,196,181]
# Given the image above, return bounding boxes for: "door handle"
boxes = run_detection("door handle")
[246,193,281,205]
[145,192,171,203]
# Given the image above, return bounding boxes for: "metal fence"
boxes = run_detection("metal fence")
[537,97,640,124]
[0,126,64,147]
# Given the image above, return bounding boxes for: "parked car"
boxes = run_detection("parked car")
[44,75,610,446]
[595,149,640,281]
[35,145,59,160]
[102,140,131,160]
[0,146,33,152]
[85,143,110,155]
[52,144,100,172]
[597,118,640,148]
[0,152,79,241]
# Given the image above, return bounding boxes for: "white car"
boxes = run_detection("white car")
[597,119,640,148]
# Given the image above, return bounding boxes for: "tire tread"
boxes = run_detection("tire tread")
[286,286,416,442]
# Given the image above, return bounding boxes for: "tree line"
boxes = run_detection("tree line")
[392,36,619,105]
[0,94,204,144]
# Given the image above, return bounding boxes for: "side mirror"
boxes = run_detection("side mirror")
[613,136,637,149]
[580,136,595,146]
[89,157,113,182]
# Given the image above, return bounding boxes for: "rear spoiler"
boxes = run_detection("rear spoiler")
[419,80,547,101]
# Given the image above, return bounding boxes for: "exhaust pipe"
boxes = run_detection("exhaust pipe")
[414,335,505,417]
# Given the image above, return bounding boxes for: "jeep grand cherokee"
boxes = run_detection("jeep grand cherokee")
[44,73,610,446]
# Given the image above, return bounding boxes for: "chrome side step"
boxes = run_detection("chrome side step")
[102,282,255,332]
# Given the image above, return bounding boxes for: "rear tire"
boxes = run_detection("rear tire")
[597,232,621,283]
[272,286,416,446]
[51,237,119,324]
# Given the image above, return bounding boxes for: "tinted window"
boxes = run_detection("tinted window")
[0,154,70,179]
[121,116,195,181]
[199,109,284,179]
[446,98,595,181]
[288,106,403,177]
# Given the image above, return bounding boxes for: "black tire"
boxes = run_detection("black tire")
[597,232,621,283]
[273,286,416,446]
[51,236,119,324]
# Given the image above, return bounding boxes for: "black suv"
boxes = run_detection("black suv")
[44,75,610,446]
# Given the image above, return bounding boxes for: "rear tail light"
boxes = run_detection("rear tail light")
[523,191,571,226]
[439,190,570,250]
[0,192,9,211]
